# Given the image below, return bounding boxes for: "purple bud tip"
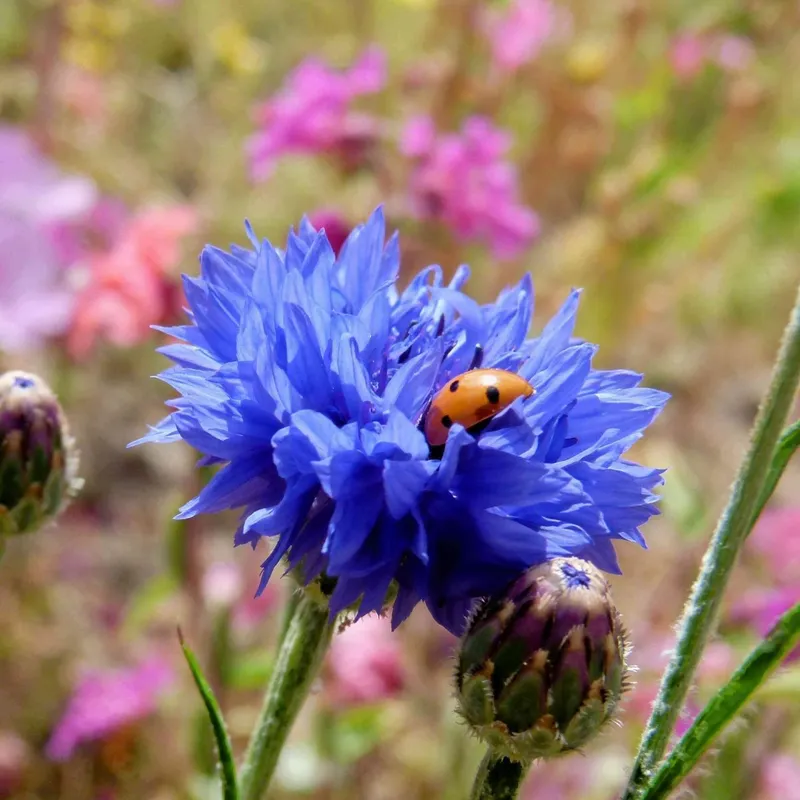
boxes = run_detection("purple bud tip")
[560,562,591,589]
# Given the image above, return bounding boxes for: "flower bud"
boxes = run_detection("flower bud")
[0,371,81,536]
[455,557,629,762]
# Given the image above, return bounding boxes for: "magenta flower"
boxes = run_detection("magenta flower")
[481,0,561,74]
[324,614,405,708]
[247,47,386,182]
[401,115,539,259]
[0,127,96,352]
[45,657,174,761]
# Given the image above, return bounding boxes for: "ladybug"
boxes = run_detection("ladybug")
[424,368,535,447]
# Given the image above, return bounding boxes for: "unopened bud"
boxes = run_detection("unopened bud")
[0,371,81,536]
[456,558,629,762]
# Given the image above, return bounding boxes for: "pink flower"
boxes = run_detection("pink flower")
[482,0,560,74]
[520,755,617,800]
[747,507,800,584]
[402,115,539,259]
[713,35,755,73]
[760,754,800,800]
[49,197,129,269]
[247,47,386,182]
[0,127,96,352]
[626,634,734,734]
[67,205,197,358]
[670,32,755,80]
[307,210,352,256]
[730,585,800,662]
[669,34,707,80]
[324,614,405,708]
[0,731,29,797]
[201,560,280,632]
[45,657,174,762]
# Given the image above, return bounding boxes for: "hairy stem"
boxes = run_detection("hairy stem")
[640,600,800,800]
[623,286,800,798]
[239,592,335,800]
[470,752,527,800]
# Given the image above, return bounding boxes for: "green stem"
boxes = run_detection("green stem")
[639,601,800,800]
[623,286,800,799]
[238,592,335,800]
[277,587,302,647]
[470,752,527,800]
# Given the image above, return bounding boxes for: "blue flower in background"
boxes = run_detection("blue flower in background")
[133,207,668,634]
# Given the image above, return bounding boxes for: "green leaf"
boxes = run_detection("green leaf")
[639,600,800,800]
[749,419,800,534]
[179,628,239,800]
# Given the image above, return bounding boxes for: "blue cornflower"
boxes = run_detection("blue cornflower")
[132,207,668,634]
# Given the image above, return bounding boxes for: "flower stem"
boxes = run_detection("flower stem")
[639,600,800,800]
[470,752,527,800]
[623,285,800,799]
[238,592,335,800]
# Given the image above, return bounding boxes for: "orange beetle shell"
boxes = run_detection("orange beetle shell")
[424,368,535,447]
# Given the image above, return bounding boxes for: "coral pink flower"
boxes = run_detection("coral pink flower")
[45,657,174,762]
[481,0,560,74]
[401,115,539,259]
[324,614,405,708]
[67,205,197,358]
[247,48,386,182]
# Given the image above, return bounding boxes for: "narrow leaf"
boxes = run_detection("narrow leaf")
[640,601,800,800]
[749,419,800,533]
[179,628,239,800]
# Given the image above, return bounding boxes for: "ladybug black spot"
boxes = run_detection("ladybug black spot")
[441,415,453,429]
[449,380,460,392]
[486,386,500,404]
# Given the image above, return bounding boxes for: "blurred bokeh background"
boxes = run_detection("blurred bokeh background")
[1,0,799,797]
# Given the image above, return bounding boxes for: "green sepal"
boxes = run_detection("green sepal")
[460,674,495,726]
[562,694,607,750]
[11,495,42,534]
[550,663,585,730]
[496,669,546,734]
